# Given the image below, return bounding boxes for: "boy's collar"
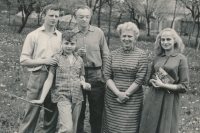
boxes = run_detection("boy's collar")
[60,50,78,59]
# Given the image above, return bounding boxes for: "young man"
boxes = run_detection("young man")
[72,5,110,133]
[31,30,91,133]
[19,4,61,133]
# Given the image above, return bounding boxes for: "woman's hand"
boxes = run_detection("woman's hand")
[150,75,164,88]
[31,100,44,104]
[81,81,91,91]
[116,92,129,102]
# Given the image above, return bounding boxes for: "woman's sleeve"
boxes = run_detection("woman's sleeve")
[104,53,113,82]
[177,56,189,93]
[80,58,85,76]
[135,52,148,86]
[148,57,155,86]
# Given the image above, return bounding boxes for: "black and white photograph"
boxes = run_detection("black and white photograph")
[0,0,199,133]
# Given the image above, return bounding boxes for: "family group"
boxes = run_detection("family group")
[18,4,189,133]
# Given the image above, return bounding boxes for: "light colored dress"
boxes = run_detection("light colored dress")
[102,47,148,133]
[139,52,189,133]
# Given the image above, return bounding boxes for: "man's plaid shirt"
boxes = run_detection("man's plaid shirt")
[49,51,85,103]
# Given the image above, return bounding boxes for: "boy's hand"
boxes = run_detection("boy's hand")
[31,100,43,104]
[77,47,86,56]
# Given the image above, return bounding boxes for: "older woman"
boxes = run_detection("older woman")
[139,28,189,133]
[101,22,148,133]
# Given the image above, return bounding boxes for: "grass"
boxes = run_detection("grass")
[0,15,200,133]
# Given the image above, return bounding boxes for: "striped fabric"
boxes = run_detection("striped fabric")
[49,52,85,104]
[102,47,148,133]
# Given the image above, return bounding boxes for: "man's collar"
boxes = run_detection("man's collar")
[73,25,94,33]
[39,25,58,35]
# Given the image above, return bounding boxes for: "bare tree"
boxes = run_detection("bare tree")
[124,0,140,28]
[139,0,166,36]
[107,0,114,47]
[96,0,107,27]
[6,0,11,25]
[17,0,37,33]
[179,0,200,46]
[195,6,199,51]
[97,0,103,27]
[171,0,179,28]
[155,12,165,32]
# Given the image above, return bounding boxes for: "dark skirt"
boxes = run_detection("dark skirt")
[139,86,181,133]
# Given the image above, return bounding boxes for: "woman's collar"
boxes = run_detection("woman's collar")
[160,51,179,57]
[121,45,136,53]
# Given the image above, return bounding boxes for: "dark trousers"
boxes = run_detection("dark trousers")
[77,69,105,133]
[18,71,58,133]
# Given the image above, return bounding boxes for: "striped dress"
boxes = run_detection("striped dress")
[102,47,148,133]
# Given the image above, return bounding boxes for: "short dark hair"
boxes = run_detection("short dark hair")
[62,30,76,42]
[72,5,92,17]
[41,4,60,16]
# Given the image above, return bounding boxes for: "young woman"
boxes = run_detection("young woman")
[139,28,189,133]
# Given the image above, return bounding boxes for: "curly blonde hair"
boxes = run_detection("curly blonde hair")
[117,22,140,39]
[154,28,185,55]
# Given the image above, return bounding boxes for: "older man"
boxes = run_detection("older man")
[19,4,61,133]
[72,5,110,133]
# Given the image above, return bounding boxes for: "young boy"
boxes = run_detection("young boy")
[31,30,91,133]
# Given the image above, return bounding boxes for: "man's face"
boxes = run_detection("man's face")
[75,8,91,28]
[44,9,59,27]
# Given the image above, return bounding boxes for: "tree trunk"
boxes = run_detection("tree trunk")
[107,1,112,47]
[8,5,10,25]
[17,14,30,33]
[196,7,199,51]
[157,18,160,33]
[129,9,140,29]
[171,0,177,28]
[57,20,59,30]
[97,0,102,28]
[22,10,25,24]
[68,15,73,26]
[115,13,122,29]
[37,13,40,26]
[188,20,196,46]
[135,18,140,29]
[130,11,133,21]
[147,17,150,36]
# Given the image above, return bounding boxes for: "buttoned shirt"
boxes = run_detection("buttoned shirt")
[49,52,85,103]
[20,25,62,71]
[150,52,189,92]
[73,25,110,71]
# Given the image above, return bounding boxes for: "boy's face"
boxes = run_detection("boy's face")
[62,38,76,54]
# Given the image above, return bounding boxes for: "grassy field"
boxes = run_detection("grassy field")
[0,19,200,133]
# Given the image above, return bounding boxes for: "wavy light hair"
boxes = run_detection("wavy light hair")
[72,5,92,17]
[117,22,140,39]
[154,28,185,55]
[41,4,60,16]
